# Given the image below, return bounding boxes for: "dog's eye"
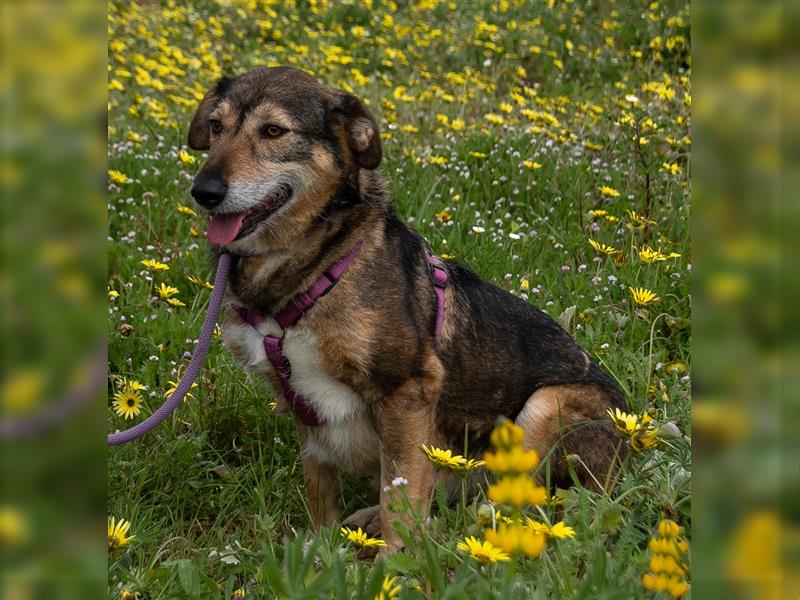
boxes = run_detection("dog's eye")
[261,124,287,139]
[209,119,223,135]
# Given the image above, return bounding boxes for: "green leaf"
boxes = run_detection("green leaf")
[175,559,201,597]
[383,552,418,574]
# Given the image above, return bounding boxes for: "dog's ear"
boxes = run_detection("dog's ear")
[187,76,233,150]
[330,93,382,170]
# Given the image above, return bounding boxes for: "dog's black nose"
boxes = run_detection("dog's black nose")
[191,175,228,209]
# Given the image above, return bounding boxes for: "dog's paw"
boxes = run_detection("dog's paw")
[342,505,381,537]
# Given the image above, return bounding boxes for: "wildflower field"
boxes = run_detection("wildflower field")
[108,1,691,598]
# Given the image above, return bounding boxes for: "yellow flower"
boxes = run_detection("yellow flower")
[606,407,641,436]
[108,517,135,551]
[661,162,682,175]
[642,573,689,597]
[588,238,621,256]
[121,378,146,392]
[524,518,576,540]
[157,283,179,299]
[421,445,467,469]
[523,160,542,170]
[232,588,246,599]
[489,419,525,450]
[649,537,683,558]
[484,113,505,126]
[498,102,513,114]
[638,245,667,263]
[546,521,576,539]
[629,286,660,306]
[166,298,186,308]
[450,118,465,131]
[589,209,608,217]
[484,522,546,557]
[456,536,510,563]
[165,380,197,398]
[340,526,387,548]
[428,155,447,166]
[487,475,547,508]
[643,520,689,597]
[0,506,29,546]
[108,289,119,299]
[658,519,682,538]
[520,278,529,290]
[178,150,196,165]
[140,259,169,271]
[435,209,452,222]
[187,275,213,289]
[113,389,143,420]
[108,169,130,185]
[470,151,487,159]
[119,588,136,599]
[177,205,198,217]
[483,446,539,474]
[631,426,659,452]
[626,210,656,229]
[454,458,486,473]
[376,575,401,600]
[598,185,620,197]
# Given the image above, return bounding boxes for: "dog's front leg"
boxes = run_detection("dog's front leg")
[296,423,340,529]
[374,379,438,554]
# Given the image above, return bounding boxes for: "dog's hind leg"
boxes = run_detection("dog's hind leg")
[342,505,381,537]
[514,384,623,492]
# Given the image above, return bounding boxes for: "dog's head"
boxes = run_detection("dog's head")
[187,66,381,253]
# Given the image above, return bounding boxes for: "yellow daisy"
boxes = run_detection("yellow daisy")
[108,516,135,551]
[598,185,620,197]
[164,380,197,399]
[187,274,213,289]
[629,286,661,306]
[606,407,641,436]
[454,458,486,473]
[456,536,510,563]
[421,445,467,470]
[166,298,186,308]
[113,389,143,420]
[176,205,198,217]
[140,259,169,271]
[157,283,179,299]
[340,526,387,548]
[108,169,130,185]
[588,238,621,256]
[631,426,660,452]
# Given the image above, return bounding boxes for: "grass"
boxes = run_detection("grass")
[108,0,691,597]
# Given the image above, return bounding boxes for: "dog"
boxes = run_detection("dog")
[187,66,627,552]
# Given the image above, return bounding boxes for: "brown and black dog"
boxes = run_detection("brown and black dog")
[187,66,627,552]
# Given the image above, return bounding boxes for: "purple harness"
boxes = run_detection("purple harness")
[233,243,448,427]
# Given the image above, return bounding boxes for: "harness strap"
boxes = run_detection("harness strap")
[428,254,448,337]
[232,243,448,427]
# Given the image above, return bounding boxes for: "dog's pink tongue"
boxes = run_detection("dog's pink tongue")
[207,213,245,245]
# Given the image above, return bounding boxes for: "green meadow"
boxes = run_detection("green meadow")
[108,1,691,597]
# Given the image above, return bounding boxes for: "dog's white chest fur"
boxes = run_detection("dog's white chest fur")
[222,311,380,475]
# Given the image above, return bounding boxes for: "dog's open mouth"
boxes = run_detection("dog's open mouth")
[206,184,293,245]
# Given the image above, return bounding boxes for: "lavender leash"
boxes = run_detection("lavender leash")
[108,252,231,446]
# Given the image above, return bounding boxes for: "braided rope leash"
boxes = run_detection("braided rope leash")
[107,252,231,446]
